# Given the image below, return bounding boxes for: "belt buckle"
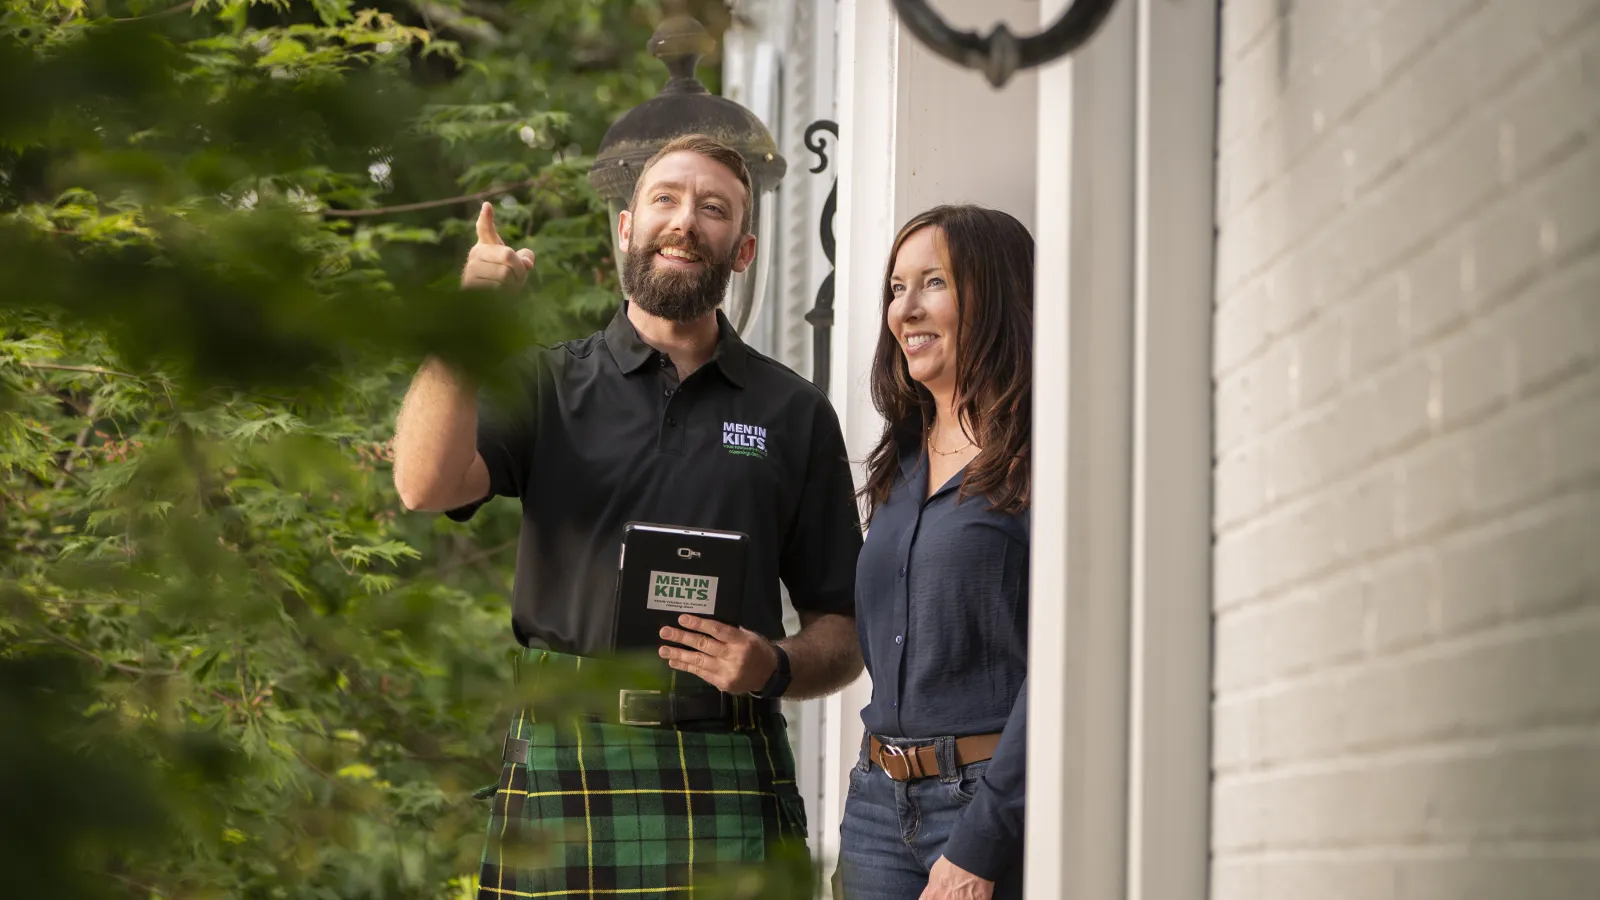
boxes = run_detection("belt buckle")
[618,689,664,727]
[879,742,912,781]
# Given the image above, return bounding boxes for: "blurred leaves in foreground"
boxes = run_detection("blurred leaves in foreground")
[0,1,808,898]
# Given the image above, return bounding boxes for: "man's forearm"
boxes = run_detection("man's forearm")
[393,358,479,510]
[778,612,863,700]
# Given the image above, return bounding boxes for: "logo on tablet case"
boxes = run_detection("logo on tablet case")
[722,421,768,458]
[647,571,719,615]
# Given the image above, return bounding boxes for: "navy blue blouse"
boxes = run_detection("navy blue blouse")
[855,443,1030,879]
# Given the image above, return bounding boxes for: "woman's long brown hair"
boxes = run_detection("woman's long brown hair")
[860,204,1034,520]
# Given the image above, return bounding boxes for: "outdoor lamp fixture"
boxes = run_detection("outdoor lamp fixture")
[588,15,787,333]
[891,0,1120,88]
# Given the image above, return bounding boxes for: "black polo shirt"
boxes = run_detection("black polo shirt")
[447,304,862,656]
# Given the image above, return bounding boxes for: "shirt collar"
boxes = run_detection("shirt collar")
[707,308,748,388]
[603,302,748,389]
[603,302,657,373]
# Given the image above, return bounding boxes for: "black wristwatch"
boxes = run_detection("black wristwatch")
[752,641,791,699]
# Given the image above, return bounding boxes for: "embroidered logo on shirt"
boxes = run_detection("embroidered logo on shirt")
[722,421,768,458]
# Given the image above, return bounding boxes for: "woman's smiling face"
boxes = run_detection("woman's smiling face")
[886,225,959,394]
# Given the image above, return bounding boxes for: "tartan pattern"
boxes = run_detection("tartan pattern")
[478,649,807,899]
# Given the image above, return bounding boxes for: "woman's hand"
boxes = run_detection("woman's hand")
[919,856,994,900]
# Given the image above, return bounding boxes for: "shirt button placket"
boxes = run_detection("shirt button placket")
[658,371,685,454]
[895,550,911,728]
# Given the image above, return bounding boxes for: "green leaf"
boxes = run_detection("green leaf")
[193,649,223,682]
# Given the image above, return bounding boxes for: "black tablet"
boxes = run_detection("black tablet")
[611,522,750,652]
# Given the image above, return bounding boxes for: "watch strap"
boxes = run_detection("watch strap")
[753,641,791,699]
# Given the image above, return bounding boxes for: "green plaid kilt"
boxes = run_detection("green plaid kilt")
[477,649,807,899]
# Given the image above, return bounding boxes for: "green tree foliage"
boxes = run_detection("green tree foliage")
[0,1,806,898]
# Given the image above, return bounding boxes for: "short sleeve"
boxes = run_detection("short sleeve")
[444,355,544,522]
[778,399,863,614]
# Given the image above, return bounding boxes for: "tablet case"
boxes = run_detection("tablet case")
[611,522,750,652]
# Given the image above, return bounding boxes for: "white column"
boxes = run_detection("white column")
[1026,1,1138,898]
[823,3,898,887]
[1127,1,1217,899]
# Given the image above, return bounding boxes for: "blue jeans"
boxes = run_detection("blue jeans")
[835,736,1022,900]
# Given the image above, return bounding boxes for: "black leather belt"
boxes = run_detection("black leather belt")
[502,689,781,761]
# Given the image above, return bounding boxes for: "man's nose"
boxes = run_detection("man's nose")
[666,204,698,236]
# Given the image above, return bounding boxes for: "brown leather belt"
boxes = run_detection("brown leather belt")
[868,733,1002,782]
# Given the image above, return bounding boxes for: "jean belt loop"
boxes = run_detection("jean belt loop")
[935,735,960,784]
[858,732,873,772]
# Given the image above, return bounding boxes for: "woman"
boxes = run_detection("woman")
[839,205,1033,900]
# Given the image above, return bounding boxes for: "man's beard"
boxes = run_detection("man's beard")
[621,229,739,323]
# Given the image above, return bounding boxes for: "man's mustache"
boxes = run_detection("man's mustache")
[646,232,718,260]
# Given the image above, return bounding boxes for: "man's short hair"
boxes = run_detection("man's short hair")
[632,134,754,235]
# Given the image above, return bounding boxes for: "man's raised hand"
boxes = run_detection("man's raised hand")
[460,201,537,291]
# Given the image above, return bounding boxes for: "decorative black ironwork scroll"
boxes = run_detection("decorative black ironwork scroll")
[803,119,839,391]
[891,0,1119,88]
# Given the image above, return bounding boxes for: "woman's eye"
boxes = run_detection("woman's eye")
[927,277,946,288]
[889,284,905,294]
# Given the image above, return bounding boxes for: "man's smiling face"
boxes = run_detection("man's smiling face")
[618,150,756,323]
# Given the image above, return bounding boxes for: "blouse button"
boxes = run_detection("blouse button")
[898,565,906,578]
[894,635,903,645]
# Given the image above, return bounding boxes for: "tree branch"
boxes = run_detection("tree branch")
[102,871,167,897]
[426,538,516,578]
[407,0,502,45]
[291,746,339,785]
[320,176,548,218]
[19,361,142,380]
[21,361,297,406]
[55,401,100,490]
[112,1,195,23]
[39,630,180,678]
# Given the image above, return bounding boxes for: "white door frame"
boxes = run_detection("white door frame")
[1029,0,1217,898]
[1026,1,1138,895]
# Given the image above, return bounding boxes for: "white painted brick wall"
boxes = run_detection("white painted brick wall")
[1211,0,1600,897]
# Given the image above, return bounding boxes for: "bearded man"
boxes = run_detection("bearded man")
[391,134,864,898]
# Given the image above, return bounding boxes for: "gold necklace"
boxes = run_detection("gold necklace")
[927,431,974,456]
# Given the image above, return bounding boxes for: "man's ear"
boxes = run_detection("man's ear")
[618,208,633,254]
[730,233,757,274]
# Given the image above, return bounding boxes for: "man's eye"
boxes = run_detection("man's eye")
[704,204,725,216]
[654,194,672,203]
